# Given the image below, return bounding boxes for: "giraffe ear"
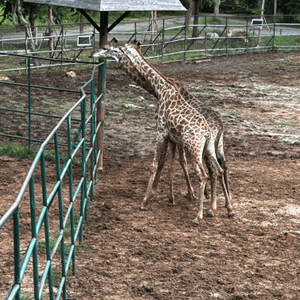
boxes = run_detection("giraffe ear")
[128,40,136,46]
[108,38,118,46]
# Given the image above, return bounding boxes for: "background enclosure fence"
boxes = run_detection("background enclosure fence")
[0,14,299,73]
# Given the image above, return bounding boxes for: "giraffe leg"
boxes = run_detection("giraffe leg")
[217,137,234,217]
[140,137,169,210]
[192,162,208,224]
[204,156,218,217]
[168,141,176,204]
[152,140,169,192]
[219,171,234,217]
[177,145,196,201]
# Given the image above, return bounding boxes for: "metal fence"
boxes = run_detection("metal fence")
[0,54,102,299]
[0,14,299,73]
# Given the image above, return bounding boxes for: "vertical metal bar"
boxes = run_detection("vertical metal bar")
[29,176,39,300]
[61,24,64,66]
[25,30,28,75]
[184,24,187,61]
[54,132,67,300]
[67,116,76,274]
[246,17,249,53]
[97,12,108,171]
[25,29,28,55]
[90,79,95,199]
[226,17,228,56]
[28,57,32,147]
[205,16,207,58]
[40,152,54,300]
[134,22,137,40]
[80,92,87,241]
[13,209,21,300]
[273,15,276,51]
[161,19,165,63]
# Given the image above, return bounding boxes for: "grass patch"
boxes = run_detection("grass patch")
[0,142,55,160]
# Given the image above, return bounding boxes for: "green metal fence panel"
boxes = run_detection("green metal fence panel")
[0,56,102,299]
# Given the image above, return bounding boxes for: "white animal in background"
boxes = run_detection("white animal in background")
[228,29,246,37]
[207,32,219,39]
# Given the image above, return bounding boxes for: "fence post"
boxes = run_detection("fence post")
[184,23,187,61]
[40,152,55,299]
[135,22,137,40]
[205,16,207,58]
[13,209,21,300]
[61,24,64,66]
[28,57,32,147]
[273,15,276,51]
[29,176,39,300]
[246,17,249,53]
[97,12,108,171]
[54,133,67,300]
[161,19,165,63]
[226,16,228,56]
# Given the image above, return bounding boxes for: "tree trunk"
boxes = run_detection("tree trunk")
[192,0,199,37]
[12,0,38,65]
[214,0,221,21]
[80,13,84,34]
[48,7,55,58]
[29,10,36,44]
[185,0,195,29]
[258,0,265,45]
[233,0,237,10]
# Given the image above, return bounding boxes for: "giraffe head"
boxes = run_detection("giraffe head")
[89,37,122,62]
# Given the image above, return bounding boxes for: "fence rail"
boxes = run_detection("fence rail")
[0,14,300,73]
[0,55,102,299]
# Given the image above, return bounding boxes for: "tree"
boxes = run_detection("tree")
[214,0,221,20]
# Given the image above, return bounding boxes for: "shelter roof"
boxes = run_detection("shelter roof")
[23,0,187,11]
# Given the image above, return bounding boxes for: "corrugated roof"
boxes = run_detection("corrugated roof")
[23,0,187,11]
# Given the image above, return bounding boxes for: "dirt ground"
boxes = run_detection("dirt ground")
[1,51,300,299]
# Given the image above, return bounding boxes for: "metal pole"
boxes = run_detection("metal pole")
[246,17,248,53]
[97,12,108,171]
[161,19,165,63]
[28,57,32,147]
[13,209,21,300]
[273,15,276,51]
[184,23,187,61]
[226,16,228,56]
[61,24,64,67]
[205,16,207,58]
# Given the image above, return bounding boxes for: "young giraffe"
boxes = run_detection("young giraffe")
[122,42,233,222]
[91,39,233,217]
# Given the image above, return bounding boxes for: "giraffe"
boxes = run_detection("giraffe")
[122,42,235,222]
[91,39,233,218]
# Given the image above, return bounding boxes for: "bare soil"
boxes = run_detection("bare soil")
[1,51,300,299]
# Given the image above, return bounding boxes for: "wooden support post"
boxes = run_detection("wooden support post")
[97,12,108,171]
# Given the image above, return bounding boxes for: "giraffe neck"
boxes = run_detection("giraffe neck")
[118,50,156,97]
[123,46,174,100]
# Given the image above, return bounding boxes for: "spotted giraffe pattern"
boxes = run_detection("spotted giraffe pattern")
[96,39,230,203]
[91,39,234,222]
[121,43,234,222]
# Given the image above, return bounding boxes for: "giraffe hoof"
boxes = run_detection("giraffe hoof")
[192,218,200,225]
[228,211,235,218]
[207,210,215,217]
[140,206,147,211]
